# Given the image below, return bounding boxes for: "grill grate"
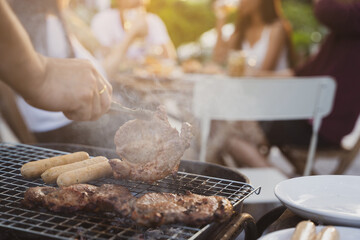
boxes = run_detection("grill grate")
[0,143,258,240]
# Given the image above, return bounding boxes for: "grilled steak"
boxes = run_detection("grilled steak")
[23,185,233,226]
[23,184,134,214]
[44,184,98,212]
[132,192,234,226]
[22,186,56,208]
[91,184,134,216]
[110,106,193,182]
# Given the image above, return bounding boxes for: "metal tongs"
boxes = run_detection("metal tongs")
[110,100,153,120]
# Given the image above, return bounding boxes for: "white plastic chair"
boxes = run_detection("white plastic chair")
[192,76,336,176]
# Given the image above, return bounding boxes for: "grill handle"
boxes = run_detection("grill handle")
[215,213,257,240]
[256,205,287,237]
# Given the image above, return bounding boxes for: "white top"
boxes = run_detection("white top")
[91,9,170,59]
[17,15,106,133]
[242,27,288,71]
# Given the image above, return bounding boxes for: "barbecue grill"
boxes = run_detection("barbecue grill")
[0,143,260,240]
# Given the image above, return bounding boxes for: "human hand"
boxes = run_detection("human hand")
[213,0,237,21]
[213,2,228,21]
[24,55,112,121]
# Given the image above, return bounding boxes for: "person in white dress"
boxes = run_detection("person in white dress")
[210,0,295,167]
[91,0,177,78]
[213,0,294,74]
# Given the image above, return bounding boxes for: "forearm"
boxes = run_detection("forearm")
[0,0,45,99]
[250,69,294,77]
[212,17,229,63]
[102,33,136,78]
[162,42,177,60]
[215,16,226,35]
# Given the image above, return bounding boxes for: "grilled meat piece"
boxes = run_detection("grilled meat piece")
[23,184,234,227]
[22,186,56,208]
[44,184,98,212]
[110,106,193,182]
[23,184,134,214]
[91,184,134,216]
[132,192,234,226]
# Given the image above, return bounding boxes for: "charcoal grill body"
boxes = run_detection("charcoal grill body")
[0,143,258,240]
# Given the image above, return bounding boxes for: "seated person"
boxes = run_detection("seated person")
[91,0,177,78]
[225,0,360,169]
[212,0,295,73]
[206,0,295,165]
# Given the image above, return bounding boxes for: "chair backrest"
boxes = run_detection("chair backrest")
[192,76,336,175]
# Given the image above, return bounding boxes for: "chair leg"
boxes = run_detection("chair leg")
[279,148,306,175]
[304,131,319,176]
[290,157,306,176]
[333,139,360,175]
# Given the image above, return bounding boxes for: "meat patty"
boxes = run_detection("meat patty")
[131,192,234,227]
[110,106,193,182]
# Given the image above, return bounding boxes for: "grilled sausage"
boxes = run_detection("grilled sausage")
[21,152,89,179]
[41,156,108,184]
[57,161,113,187]
[315,226,339,240]
[291,220,316,240]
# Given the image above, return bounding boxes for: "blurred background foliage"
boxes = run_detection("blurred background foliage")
[281,0,326,59]
[146,0,326,61]
[147,0,215,48]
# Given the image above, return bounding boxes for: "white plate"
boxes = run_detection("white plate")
[259,226,360,240]
[274,175,360,227]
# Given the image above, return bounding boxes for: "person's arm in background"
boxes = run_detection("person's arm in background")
[161,40,177,60]
[102,12,176,78]
[314,0,360,34]
[248,69,294,77]
[101,12,148,78]
[0,0,112,121]
[212,9,232,64]
[147,14,177,60]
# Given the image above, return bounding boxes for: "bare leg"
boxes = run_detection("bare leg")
[227,137,271,167]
